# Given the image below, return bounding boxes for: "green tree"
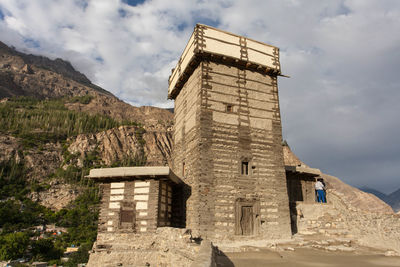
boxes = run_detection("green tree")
[64,242,92,267]
[31,238,63,261]
[0,232,30,260]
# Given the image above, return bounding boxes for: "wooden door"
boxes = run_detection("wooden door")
[119,201,136,231]
[240,206,254,235]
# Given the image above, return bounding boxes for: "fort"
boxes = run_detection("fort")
[86,24,400,267]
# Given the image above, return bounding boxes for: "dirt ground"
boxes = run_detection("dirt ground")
[216,248,400,267]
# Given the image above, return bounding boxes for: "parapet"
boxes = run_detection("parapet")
[168,23,281,99]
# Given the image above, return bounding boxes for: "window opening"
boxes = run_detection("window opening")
[226,104,233,113]
[120,210,134,223]
[241,161,249,175]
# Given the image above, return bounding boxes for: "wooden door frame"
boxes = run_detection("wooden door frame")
[119,200,136,231]
[235,198,260,235]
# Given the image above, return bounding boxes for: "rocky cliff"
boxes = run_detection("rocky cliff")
[68,126,173,167]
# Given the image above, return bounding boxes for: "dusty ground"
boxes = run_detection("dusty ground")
[217,248,400,267]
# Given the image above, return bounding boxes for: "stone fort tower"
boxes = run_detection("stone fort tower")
[168,24,291,240]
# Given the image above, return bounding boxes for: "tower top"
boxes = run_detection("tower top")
[168,23,281,99]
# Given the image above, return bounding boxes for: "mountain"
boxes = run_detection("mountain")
[0,39,175,199]
[0,40,173,128]
[359,187,388,201]
[386,188,400,212]
[0,41,107,94]
[358,186,400,212]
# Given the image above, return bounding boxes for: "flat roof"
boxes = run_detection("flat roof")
[285,165,321,176]
[86,166,182,184]
[168,23,281,99]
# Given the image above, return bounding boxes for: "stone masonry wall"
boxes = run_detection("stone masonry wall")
[97,179,159,234]
[172,60,291,240]
[172,64,202,235]
[88,228,200,267]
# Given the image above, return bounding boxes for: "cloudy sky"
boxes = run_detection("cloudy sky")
[0,0,399,194]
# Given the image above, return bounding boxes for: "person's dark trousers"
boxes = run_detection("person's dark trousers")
[317,190,326,203]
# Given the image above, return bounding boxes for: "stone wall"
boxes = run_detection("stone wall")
[98,180,158,234]
[88,228,199,267]
[172,60,291,240]
[190,240,217,267]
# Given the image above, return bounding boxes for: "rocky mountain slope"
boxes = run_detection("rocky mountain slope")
[387,189,400,212]
[361,187,400,212]
[0,41,173,128]
[0,40,174,211]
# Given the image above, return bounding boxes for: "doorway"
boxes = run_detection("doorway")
[235,198,260,236]
[240,206,254,235]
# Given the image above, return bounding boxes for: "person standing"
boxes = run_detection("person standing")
[315,178,326,203]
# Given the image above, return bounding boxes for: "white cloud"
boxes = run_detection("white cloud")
[0,0,399,193]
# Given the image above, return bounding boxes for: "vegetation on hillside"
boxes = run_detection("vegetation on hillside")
[0,96,139,148]
[0,157,101,265]
[0,96,147,265]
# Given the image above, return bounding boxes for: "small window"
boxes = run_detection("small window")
[241,161,249,175]
[226,104,233,113]
[182,162,186,177]
[120,210,134,223]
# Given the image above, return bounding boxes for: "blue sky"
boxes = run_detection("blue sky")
[0,0,399,194]
[122,0,146,7]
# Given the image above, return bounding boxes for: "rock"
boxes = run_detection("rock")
[336,245,355,252]
[284,247,295,251]
[21,64,34,74]
[68,126,173,167]
[384,250,398,257]
[317,240,329,246]
[29,182,79,210]
[325,246,338,251]
[298,230,317,235]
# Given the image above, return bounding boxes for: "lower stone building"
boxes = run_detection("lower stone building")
[86,167,186,234]
[86,167,199,267]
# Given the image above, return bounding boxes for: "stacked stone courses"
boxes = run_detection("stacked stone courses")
[97,180,159,234]
[169,24,292,240]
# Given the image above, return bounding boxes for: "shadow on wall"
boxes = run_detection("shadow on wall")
[172,183,191,228]
[289,202,298,235]
[286,175,302,235]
